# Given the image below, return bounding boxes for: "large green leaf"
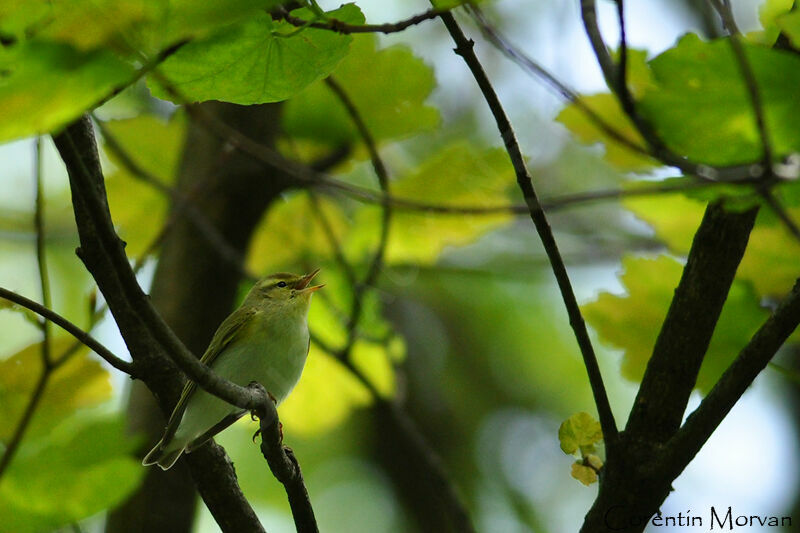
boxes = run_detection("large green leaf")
[0,417,144,533]
[0,0,285,53]
[283,34,439,145]
[639,33,800,166]
[583,255,769,392]
[0,41,134,142]
[102,113,187,258]
[149,4,364,104]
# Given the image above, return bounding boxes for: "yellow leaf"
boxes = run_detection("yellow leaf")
[571,461,598,486]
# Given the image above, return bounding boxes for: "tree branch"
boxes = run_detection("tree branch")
[253,383,318,533]
[625,203,757,442]
[439,11,619,448]
[0,287,134,375]
[54,117,262,412]
[665,277,800,475]
[53,115,267,533]
[277,7,446,35]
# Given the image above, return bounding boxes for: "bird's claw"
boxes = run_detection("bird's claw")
[252,428,261,443]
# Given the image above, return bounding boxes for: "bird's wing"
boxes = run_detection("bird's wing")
[159,306,258,446]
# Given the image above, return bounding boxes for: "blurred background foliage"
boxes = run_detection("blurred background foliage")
[1,0,799,532]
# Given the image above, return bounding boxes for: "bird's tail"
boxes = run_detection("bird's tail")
[142,439,185,471]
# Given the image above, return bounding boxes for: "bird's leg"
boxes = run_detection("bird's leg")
[250,388,279,442]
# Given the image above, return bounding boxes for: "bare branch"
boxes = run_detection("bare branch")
[53,116,269,532]
[625,203,758,443]
[466,5,651,159]
[665,277,800,475]
[0,288,134,375]
[439,11,619,448]
[253,383,318,533]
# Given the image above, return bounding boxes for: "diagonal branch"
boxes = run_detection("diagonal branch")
[0,287,134,375]
[624,203,758,442]
[53,116,270,533]
[665,277,800,475]
[439,12,619,448]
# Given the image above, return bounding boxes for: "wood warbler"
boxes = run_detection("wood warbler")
[143,269,322,470]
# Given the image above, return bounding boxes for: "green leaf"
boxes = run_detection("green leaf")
[0,0,287,54]
[102,113,187,258]
[0,337,111,441]
[0,417,144,533]
[148,4,364,104]
[558,412,602,455]
[639,33,800,166]
[349,142,515,264]
[0,41,134,142]
[283,34,439,145]
[582,255,769,392]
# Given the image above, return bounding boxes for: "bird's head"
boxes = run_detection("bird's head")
[246,269,323,309]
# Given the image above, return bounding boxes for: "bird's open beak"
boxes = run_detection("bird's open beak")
[296,268,324,293]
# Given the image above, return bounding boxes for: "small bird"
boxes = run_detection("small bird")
[143,269,323,470]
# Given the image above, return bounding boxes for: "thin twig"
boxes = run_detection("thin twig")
[439,12,619,448]
[33,138,53,367]
[578,0,768,183]
[307,192,357,286]
[616,0,629,102]
[0,142,58,481]
[466,5,651,159]
[708,0,773,166]
[760,189,800,241]
[277,7,446,35]
[705,1,800,242]
[0,287,134,375]
[323,77,392,356]
[315,75,476,533]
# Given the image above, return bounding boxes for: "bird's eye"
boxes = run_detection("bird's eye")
[277,281,287,288]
